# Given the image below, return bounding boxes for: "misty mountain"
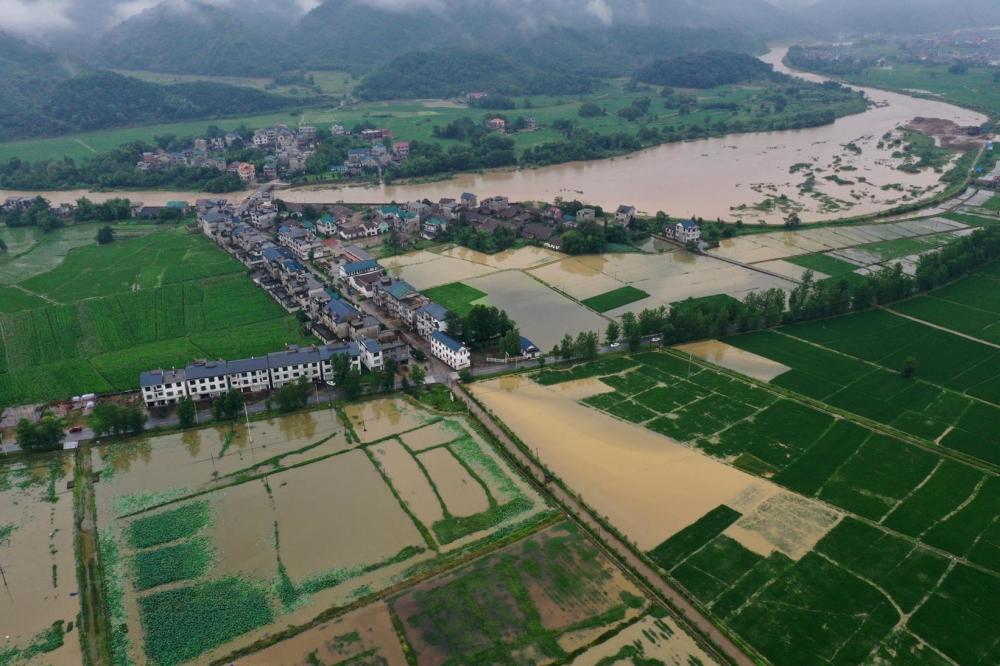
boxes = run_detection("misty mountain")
[0,31,298,142]
[800,0,1000,34]
[90,1,300,76]
[355,48,595,100]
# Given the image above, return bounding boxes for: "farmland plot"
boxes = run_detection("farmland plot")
[390,521,718,665]
[0,455,83,666]
[478,345,999,665]
[94,397,551,665]
[0,229,313,408]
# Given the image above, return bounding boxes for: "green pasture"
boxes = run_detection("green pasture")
[0,227,315,407]
[581,285,650,312]
[422,281,487,317]
[842,63,1000,117]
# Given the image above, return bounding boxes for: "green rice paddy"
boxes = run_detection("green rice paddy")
[422,281,487,317]
[580,286,650,312]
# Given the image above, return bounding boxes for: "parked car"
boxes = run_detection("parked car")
[609,342,621,349]
[69,426,83,433]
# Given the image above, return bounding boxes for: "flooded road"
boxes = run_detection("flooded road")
[1,47,985,223]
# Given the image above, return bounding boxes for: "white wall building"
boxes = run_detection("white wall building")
[430,331,470,370]
[140,369,188,407]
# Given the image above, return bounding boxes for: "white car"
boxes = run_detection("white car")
[650,336,662,343]
[609,342,621,349]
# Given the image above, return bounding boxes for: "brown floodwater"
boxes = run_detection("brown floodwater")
[270,450,426,579]
[372,439,446,527]
[400,420,465,452]
[344,398,428,443]
[5,49,984,225]
[237,600,408,665]
[0,457,83,666]
[568,614,719,665]
[470,376,774,550]
[417,448,491,518]
[273,47,985,223]
[675,340,791,382]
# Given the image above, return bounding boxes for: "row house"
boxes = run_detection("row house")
[278,224,322,260]
[415,302,449,339]
[359,337,384,371]
[373,280,424,325]
[430,331,471,370]
[339,258,380,280]
[139,369,187,407]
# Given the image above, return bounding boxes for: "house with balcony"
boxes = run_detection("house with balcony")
[140,369,188,407]
[184,361,230,401]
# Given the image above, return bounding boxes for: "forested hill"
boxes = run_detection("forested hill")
[354,49,595,101]
[0,33,299,142]
[91,1,299,76]
[633,51,780,88]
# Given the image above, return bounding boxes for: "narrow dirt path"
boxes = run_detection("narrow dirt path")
[74,445,111,666]
[882,305,1000,351]
[453,383,756,666]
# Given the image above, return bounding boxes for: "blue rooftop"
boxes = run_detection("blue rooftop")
[417,302,448,320]
[384,280,416,300]
[431,331,465,353]
[342,258,379,275]
[327,298,360,322]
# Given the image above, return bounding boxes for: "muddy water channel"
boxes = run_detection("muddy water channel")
[275,47,984,222]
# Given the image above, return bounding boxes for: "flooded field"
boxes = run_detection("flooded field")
[439,245,563,270]
[92,396,549,665]
[711,216,970,265]
[237,601,407,665]
[381,250,499,291]
[389,521,711,665]
[675,340,791,382]
[531,251,797,315]
[464,270,609,351]
[0,456,82,666]
[470,375,776,550]
[568,613,718,665]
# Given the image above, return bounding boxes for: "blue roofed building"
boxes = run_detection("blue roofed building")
[339,258,380,279]
[415,302,449,339]
[430,331,470,370]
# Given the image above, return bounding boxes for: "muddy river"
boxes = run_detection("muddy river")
[1,47,985,223]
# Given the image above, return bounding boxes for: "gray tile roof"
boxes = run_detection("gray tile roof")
[140,368,186,387]
[226,357,269,374]
[185,361,229,380]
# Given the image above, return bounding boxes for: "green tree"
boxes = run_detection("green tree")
[89,404,146,437]
[409,364,426,387]
[558,333,576,361]
[177,397,196,428]
[16,417,64,452]
[901,356,918,379]
[459,368,473,382]
[605,320,621,345]
[381,359,398,392]
[575,331,599,360]
[275,378,311,413]
[500,327,522,357]
[341,370,363,400]
[95,226,115,247]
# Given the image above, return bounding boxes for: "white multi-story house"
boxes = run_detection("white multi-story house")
[669,219,702,244]
[359,337,384,371]
[430,332,470,370]
[140,369,188,406]
[319,342,362,381]
[615,205,636,225]
[415,302,449,339]
[339,258,380,280]
[577,208,596,222]
[267,347,323,388]
[278,224,320,261]
[184,361,230,401]
[225,357,271,393]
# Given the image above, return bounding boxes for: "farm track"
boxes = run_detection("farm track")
[882,305,1000,351]
[74,444,113,666]
[452,382,757,666]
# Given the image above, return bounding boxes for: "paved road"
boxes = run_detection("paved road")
[451,383,755,666]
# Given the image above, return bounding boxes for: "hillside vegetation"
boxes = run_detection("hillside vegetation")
[0,32,301,141]
[355,49,594,100]
[634,51,779,88]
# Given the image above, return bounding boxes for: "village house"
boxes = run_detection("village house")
[237,162,256,183]
[349,271,383,298]
[320,342,362,379]
[139,369,187,407]
[430,331,471,370]
[668,219,702,244]
[615,205,636,225]
[278,224,321,261]
[184,361,230,401]
[373,280,424,325]
[321,298,362,338]
[225,357,271,394]
[422,217,448,239]
[359,337,384,371]
[576,208,597,223]
[339,258,380,280]
[415,302,449,339]
[486,117,506,132]
[461,192,477,208]
[267,346,323,388]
